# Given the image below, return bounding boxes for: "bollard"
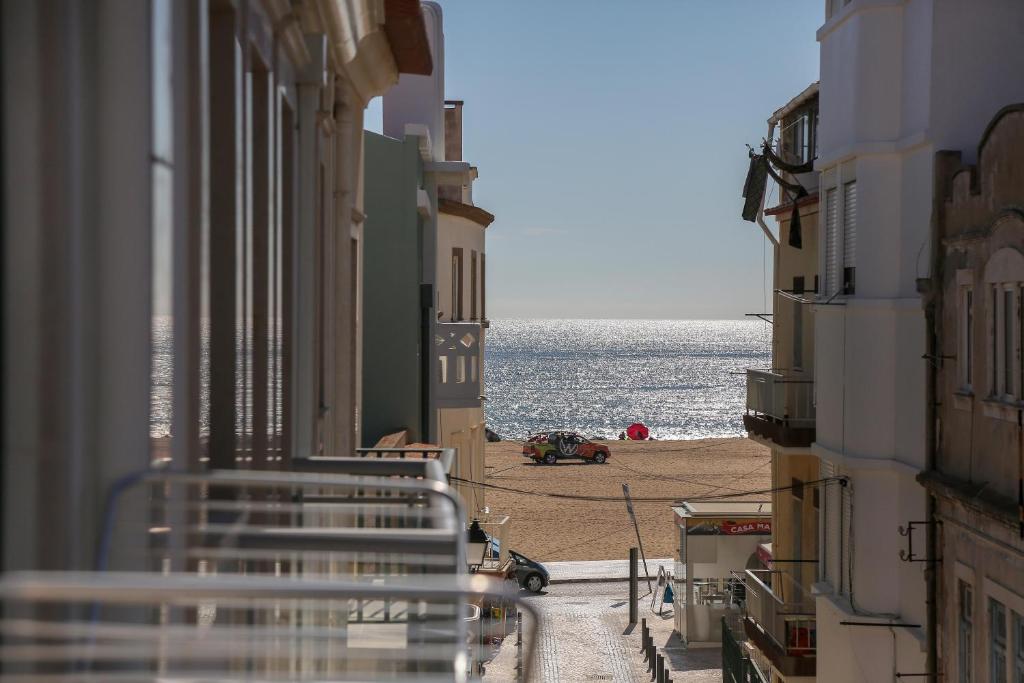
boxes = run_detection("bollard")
[629,547,639,625]
[657,654,665,683]
[640,618,647,651]
[515,611,524,682]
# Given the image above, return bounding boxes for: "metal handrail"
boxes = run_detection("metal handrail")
[0,571,541,681]
[100,468,469,571]
[739,569,816,656]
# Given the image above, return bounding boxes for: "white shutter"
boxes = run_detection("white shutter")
[840,479,852,596]
[843,181,857,268]
[824,188,839,296]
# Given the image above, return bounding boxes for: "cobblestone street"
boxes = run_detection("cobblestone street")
[484,582,721,683]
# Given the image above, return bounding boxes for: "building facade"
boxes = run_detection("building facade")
[922,104,1024,683]
[376,3,494,516]
[740,84,821,683]
[362,129,433,445]
[435,100,494,517]
[2,0,430,571]
[813,2,1024,681]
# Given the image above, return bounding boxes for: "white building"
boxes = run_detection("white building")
[813,2,1024,681]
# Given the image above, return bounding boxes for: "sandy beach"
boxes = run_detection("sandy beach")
[483,437,770,562]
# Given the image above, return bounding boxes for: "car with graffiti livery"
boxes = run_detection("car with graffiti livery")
[521,430,610,465]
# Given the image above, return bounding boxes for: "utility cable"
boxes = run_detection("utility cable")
[451,475,844,505]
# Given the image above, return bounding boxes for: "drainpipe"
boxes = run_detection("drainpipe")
[921,168,945,683]
[923,280,939,683]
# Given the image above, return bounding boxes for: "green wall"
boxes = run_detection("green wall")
[362,132,426,446]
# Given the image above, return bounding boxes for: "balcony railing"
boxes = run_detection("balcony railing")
[0,462,539,681]
[733,569,816,678]
[436,322,483,409]
[744,369,815,448]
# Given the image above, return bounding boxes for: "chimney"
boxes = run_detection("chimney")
[444,100,463,161]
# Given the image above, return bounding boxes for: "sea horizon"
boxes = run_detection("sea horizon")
[483,318,770,442]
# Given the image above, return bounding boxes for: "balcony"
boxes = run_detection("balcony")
[743,369,815,448]
[436,321,483,409]
[740,569,816,678]
[0,458,539,680]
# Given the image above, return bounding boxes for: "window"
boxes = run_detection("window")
[793,299,804,369]
[991,598,1007,683]
[843,181,857,294]
[1004,288,1014,397]
[992,285,1019,399]
[824,188,839,296]
[451,248,464,321]
[481,253,486,321]
[960,580,973,683]
[793,276,805,369]
[961,286,974,390]
[470,250,478,320]
[1013,611,1024,683]
[791,478,804,566]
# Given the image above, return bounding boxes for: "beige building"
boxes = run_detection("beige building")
[435,100,494,516]
[921,104,1024,683]
[739,84,821,683]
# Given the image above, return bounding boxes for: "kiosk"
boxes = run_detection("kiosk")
[671,500,771,647]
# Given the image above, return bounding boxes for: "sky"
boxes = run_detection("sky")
[367,1,822,320]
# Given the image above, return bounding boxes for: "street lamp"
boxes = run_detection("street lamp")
[466,520,489,572]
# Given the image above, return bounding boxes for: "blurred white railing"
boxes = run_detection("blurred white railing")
[0,462,537,681]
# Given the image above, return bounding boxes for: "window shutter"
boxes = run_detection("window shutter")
[843,181,857,293]
[843,181,857,267]
[841,480,852,596]
[825,188,839,296]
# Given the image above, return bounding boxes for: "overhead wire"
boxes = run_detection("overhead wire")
[450,475,844,505]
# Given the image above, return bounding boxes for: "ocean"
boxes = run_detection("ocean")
[150,318,770,440]
[483,319,770,441]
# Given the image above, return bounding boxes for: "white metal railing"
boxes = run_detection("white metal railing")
[1,463,538,681]
[740,569,816,657]
[436,322,482,409]
[745,369,815,428]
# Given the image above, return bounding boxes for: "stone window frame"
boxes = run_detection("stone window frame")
[984,576,1024,683]
[956,269,975,396]
[982,247,1024,414]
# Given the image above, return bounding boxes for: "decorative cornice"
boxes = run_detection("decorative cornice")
[383,0,432,75]
[918,469,1019,530]
[438,199,495,228]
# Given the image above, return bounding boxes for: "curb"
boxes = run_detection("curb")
[548,576,650,585]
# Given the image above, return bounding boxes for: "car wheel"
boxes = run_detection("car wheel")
[593,452,607,464]
[524,573,544,593]
[543,451,557,465]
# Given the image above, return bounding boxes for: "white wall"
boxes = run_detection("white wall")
[383,2,445,160]
[813,2,1024,680]
[436,213,486,322]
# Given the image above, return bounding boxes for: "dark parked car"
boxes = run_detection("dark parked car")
[508,549,550,593]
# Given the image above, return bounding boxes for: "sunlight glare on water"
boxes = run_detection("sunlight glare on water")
[484,319,770,441]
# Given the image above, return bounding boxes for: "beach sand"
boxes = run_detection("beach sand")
[483,437,771,562]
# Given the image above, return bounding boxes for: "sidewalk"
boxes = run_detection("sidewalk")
[545,557,674,583]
